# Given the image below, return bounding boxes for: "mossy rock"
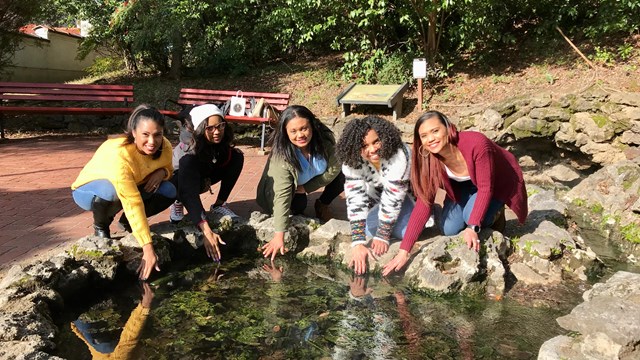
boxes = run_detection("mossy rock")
[491,95,530,117]
[509,116,561,139]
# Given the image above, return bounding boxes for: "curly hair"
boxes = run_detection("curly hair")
[270,105,330,171]
[336,116,404,168]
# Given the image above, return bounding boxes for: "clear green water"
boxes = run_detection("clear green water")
[567,205,640,277]
[54,257,575,360]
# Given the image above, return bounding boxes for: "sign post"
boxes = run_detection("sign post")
[412,58,427,110]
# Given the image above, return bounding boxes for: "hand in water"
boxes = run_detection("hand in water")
[262,260,284,282]
[349,244,376,275]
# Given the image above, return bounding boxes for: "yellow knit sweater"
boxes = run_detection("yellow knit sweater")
[70,303,151,359]
[72,137,173,246]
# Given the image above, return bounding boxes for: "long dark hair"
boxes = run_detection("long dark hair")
[122,104,165,160]
[190,111,234,162]
[336,116,404,169]
[411,110,459,205]
[270,105,330,171]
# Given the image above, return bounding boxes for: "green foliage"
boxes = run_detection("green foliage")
[581,0,640,39]
[306,219,322,231]
[32,0,640,79]
[491,74,512,84]
[620,223,640,244]
[572,198,586,207]
[509,236,520,250]
[617,43,636,61]
[377,52,414,85]
[341,48,416,84]
[0,0,44,70]
[591,46,617,66]
[85,56,125,77]
[523,239,540,256]
[193,38,251,77]
[591,203,604,214]
[545,72,556,85]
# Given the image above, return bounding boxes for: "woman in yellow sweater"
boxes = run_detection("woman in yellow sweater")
[71,104,175,280]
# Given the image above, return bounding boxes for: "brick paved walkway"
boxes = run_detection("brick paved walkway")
[0,135,346,269]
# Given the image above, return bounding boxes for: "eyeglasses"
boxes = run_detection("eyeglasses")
[205,123,226,132]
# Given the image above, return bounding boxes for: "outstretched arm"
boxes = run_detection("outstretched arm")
[383,198,433,276]
[372,146,411,255]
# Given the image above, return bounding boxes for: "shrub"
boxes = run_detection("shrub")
[377,52,414,85]
[85,56,125,77]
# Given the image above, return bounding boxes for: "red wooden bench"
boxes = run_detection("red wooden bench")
[0,82,134,139]
[161,88,290,152]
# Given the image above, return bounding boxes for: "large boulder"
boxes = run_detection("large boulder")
[404,231,512,295]
[554,113,627,164]
[72,236,123,281]
[249,211,319,255]
[508,116,561,139]
[610,92,640,107]
[564,160,640,253]
[297,219,351,260]
[538,271,640,360]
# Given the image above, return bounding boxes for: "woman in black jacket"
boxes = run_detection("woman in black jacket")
[170,104,244,262]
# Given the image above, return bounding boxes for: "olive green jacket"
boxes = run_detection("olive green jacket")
[256,130,340,232]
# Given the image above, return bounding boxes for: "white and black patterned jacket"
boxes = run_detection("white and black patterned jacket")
[342,144,412,245]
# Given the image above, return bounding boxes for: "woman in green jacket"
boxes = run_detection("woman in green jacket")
[257,105,344,260]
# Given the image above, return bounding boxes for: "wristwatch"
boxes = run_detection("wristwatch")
[468,224,481,233]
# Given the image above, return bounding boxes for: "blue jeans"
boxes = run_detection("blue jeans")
[72,179,176,210]
[366,196,415,241]
[441,180,503,236]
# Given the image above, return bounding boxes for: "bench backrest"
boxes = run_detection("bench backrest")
[177,88,290,112]
[0,82,134,105]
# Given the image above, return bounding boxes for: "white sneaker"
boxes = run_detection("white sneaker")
[210,203,240,219]
[425,214,435,228]
[170,201,184,223]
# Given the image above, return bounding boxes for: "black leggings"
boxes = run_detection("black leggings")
[291,172,345,215]
[172,149,244,224]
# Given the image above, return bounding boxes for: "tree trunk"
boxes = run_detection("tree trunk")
[122,45,138,72]
[169,33,183,80]
[417,11,429,60]
[426,0,438,65]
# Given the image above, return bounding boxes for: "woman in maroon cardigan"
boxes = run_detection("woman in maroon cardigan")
[383,110,527,276]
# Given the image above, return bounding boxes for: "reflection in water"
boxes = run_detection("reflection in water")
[262,259,284,282]
[332,275,396,359]
[70,282,154,359]
[56,258,571,359]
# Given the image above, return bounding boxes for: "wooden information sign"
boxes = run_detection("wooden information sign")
[336,83,409,120]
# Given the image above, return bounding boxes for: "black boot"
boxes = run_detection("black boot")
[291,193,307,215]
[91,196,122,239]
[118,194,175,232]
[490,206,506,233]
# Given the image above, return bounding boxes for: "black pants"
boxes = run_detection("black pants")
[291,171,345,215]
[117,185,176,228]
[172,149,244,224]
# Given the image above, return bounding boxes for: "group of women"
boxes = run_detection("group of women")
[71,103,527,281]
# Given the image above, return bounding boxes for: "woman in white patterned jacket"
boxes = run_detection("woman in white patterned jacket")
[336,116,415,275]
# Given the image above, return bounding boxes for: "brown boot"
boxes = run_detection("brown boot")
[314,199,333,223]
[490,206,506,233]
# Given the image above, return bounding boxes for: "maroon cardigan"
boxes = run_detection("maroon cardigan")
[400,131,528,252]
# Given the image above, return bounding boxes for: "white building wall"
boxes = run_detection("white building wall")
[2,31,98,82]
